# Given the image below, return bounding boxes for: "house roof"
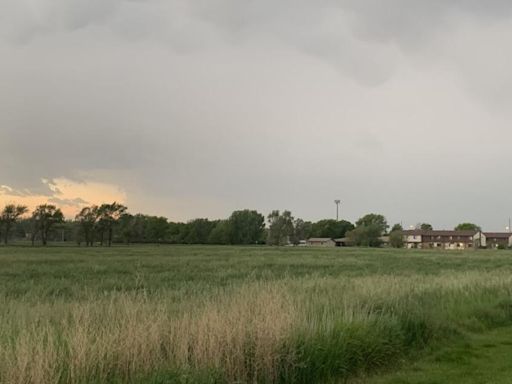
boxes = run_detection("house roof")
[307,238,334,242]
[402,230,478,237]
[483,232,512,239]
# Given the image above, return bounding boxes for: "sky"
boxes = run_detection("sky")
[1,1,512,230]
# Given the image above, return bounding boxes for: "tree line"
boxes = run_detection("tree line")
[0,202,481,247]
[0,202,356,246]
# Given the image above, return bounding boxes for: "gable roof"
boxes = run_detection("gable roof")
[483,232,512,239]
[307,238,334,242]
[402,230,478,237]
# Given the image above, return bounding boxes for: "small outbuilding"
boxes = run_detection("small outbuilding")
[334,238,349,247]
[306,238,336,247]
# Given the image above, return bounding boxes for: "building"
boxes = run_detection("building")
[474,232,512,249]
[402,230,478,250]
[306,238,336,247]
[402,229,512,250]
[334,238,349,247]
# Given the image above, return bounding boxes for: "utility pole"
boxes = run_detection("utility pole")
[334,200,341,221]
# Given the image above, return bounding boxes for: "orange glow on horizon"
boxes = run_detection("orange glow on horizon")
[0,178,127,218]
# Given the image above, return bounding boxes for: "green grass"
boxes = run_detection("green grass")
[2,245,512,299]
[1,245,512,383]
[360,325,512,384]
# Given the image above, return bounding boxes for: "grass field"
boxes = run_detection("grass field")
[2,245,512,383]
[362,325,512,384]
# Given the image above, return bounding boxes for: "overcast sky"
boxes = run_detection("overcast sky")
[2,0,512,230]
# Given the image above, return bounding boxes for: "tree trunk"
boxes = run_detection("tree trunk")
[42,228,49,246]
[4,223,10,245]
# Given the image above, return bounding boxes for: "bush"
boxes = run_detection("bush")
[389,231,404,248]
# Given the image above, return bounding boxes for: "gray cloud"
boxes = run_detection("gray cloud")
[2,1,512,229]
[48,196,89,206]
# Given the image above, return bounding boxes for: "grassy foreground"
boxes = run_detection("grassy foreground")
[1,245,512,383]
[362,325,512,384]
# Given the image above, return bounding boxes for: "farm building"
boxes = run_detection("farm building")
[306,238,336,247]
[334,238,349,247]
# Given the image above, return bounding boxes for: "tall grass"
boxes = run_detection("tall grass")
[1,268,512,383]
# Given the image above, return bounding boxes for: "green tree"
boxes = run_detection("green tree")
[145,216,169,243]
[183,219,217,244]
[290,219,312,245]
[115,213,135,244]
[31,204,64,246]
[208,220,231,244]
[75,206,98,246]
[347,213,388,247]
[167,222,186,243]
[267,210,294,246]
[227,210,265,244]
[346,224,383,247]
[97,202,127,246]
[455,223,481,231]
[355,213,388,234]
[311,219,354,239]
[0,204,28,244]
[420,223,433,230]
[390,223,403,232]
[389,230,404,248]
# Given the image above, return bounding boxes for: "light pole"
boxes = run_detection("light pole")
[334,200,341,221]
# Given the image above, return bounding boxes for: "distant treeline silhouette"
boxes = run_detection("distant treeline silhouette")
[3,202,483,248]
[0,202,378,246]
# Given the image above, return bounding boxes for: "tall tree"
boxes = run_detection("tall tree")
[455,223,481,231]
[310,219,354,239]
[355,213,388,234]
[183,218,217,244]
[420,223,433,231]
[168,222,186,243]
[290,219,312,245]
[208,220,231,245]
[346,213,389,247]
[267,210,294,246]
[31,204,64,246]
[145,216,169,243]
[97,202,127,246]
[228,210,265,244]
[75,206,98,246]
[346,224,383,247]
[390,223,403,232]
[0,204,28,244]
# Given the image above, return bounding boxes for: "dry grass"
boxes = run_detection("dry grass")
[0,271,512,383]
[0,283,297,383]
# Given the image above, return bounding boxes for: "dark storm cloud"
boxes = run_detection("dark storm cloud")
[2,1,512,228]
